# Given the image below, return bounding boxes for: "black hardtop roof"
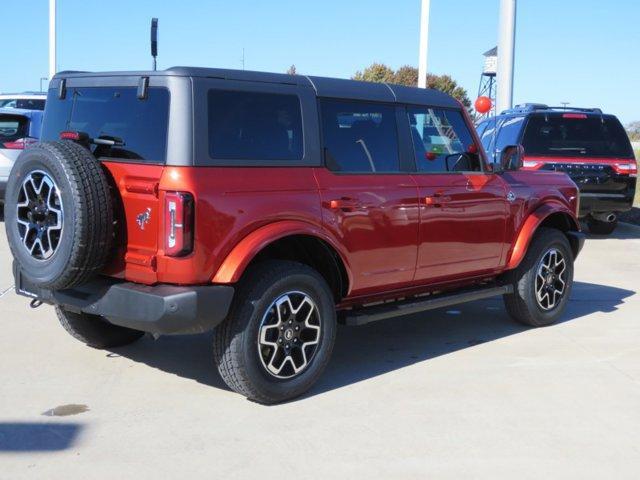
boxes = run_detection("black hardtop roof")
[53,66,460,108]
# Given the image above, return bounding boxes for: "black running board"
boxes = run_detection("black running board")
[340,284,513,326]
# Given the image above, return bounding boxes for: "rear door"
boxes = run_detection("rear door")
[41,82,172,283]
[315,98,419,295]
[405,106,509,282]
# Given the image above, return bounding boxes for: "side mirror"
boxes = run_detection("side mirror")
[500,144,525,171]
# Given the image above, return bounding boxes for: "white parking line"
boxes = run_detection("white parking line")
[0,285,15,298]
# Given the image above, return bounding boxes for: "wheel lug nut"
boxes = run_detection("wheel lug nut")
[280,326,284,331]
[293,338,298,343]
[288,320,293,325]
[295,326,299,331]
[278,338,283,344]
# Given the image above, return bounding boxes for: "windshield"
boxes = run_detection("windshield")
[521,113,633,158]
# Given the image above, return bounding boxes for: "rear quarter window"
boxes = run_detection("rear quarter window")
[495,116,525,153]
[42,87,169,164]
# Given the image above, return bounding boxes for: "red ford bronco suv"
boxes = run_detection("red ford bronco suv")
[5,68,584,403]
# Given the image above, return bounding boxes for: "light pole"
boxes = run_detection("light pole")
[49,0,57,80]
[496,0,516,113]
[418,0,430,88]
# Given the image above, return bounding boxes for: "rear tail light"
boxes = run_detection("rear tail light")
[60,131,90,146]
[612,162,638,176]
[164,192,194,257]
[2,137,37,150]
[562,113,587,119]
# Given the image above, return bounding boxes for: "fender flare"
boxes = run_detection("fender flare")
[506,203,580,270]
[211,220,353,289]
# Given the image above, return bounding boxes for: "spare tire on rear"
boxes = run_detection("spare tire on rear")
[4,140,113,290]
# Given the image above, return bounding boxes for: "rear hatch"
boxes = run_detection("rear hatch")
[520,112,637,195]
[41,85,170,283]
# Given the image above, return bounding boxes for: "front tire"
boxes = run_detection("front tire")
[56,306,145,349]
[213,261,336,404]
[587,216,618,235]
[503,228,574,327]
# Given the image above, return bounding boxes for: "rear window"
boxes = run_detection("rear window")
[522,113,633,159]
[42,87,169,163]
[208,90,303,161]
[0,114,28,145]
[0,99,45,110]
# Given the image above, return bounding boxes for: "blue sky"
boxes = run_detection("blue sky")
[4,0,639,123]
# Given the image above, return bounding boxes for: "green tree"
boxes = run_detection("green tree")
[352,63,471,109]
[393,65,419,87]
[352,63,395,83]
[425,73,471,109]
[626,121,640,142]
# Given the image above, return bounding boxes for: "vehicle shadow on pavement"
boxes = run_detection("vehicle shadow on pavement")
[582,222,640,240]
[110,280,634,401]
[0,422,82,451]
[311,280,634,398]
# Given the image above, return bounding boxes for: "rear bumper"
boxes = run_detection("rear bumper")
[14,267,234,335]
[578,191,635,217]
[577,175,636,217]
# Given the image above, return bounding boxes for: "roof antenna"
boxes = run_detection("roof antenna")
[151,18,158,71]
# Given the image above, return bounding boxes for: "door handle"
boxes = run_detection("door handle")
[327,197,363,212]
[424,193,452,206]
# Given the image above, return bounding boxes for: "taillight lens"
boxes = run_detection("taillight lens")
[612,162,638,176]
[2,137,37,149]
[164,192,194,257]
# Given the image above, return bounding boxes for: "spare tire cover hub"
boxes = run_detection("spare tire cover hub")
[16,170,64,260]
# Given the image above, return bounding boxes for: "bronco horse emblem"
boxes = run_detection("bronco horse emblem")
[136,208,152,230]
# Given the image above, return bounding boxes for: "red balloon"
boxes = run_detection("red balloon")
[475,96,492,114]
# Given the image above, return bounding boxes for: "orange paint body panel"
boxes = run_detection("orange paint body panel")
[101,162,164,284]
[156,166,325,285]
[101,160,580,305]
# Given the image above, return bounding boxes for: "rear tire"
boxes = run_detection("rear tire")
[56,306,144,349]
[213,261,336,404]
[587,216,618,235]
[503,227,574,327]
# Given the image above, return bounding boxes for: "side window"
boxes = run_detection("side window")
[478,118,502,162]
[495,116,525,155]
[407,107,481,173]
[476,121,488,138]
[320,99,400,173]
[208,90,303,161]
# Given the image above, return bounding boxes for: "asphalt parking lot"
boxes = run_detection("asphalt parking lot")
[1,223,640,479]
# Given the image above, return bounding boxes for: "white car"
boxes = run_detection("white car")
[0,93,46,111]
[0,108,43,201]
